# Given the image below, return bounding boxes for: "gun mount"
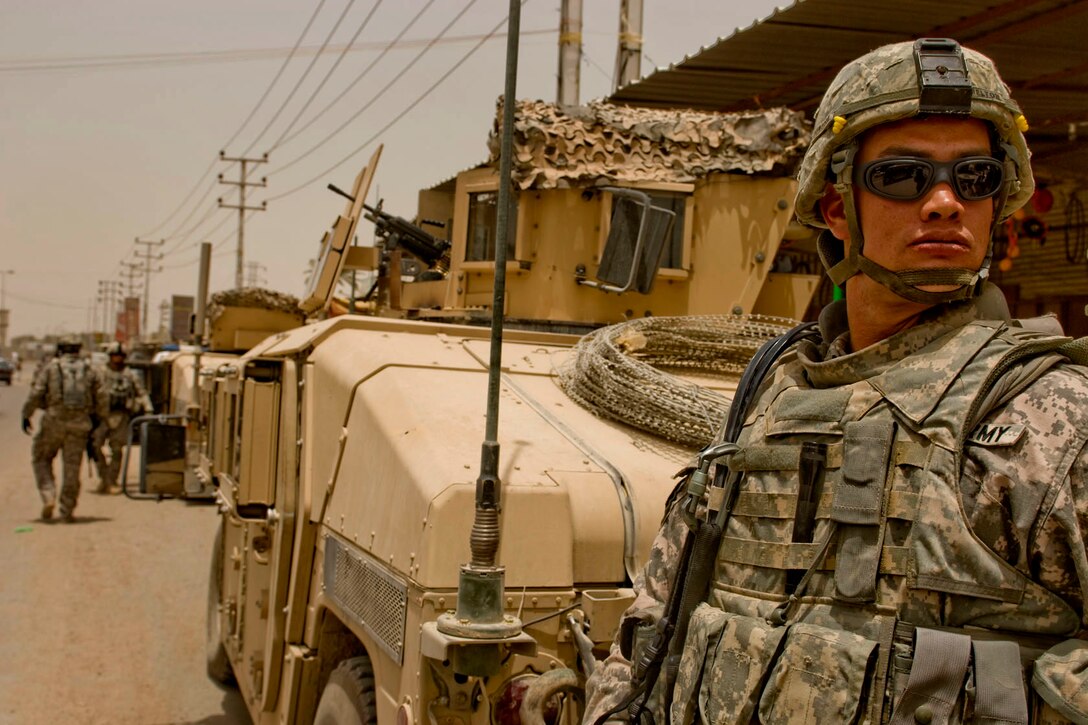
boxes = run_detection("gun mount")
[327,183,451,273]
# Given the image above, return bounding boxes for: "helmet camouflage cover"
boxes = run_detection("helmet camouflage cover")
[794,38,1033,304]
[57,335,83,354]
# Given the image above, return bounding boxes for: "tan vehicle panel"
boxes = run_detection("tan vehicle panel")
[301,322,698,592]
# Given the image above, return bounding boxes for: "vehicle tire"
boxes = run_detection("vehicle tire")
[313,655,378,725]
[206,519,235,685]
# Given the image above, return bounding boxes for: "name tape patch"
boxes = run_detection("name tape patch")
[967,423,1026,447]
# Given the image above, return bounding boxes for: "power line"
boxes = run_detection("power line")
[139,2,327,241]
[267,1,519,201]
[269,0,480,179]
[6,291,87,310]
[0,29,556,73]
[162,216,246,270]
[222,0,330,151]
[156,202,237,266]
[268,0,386,151]
[161,190,237,257]
[138,157,218,238]
[272,0,435,151]
[240,0,359,157]
[161,178,226,244]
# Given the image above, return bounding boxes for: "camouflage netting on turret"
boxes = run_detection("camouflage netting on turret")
[557,315,798,449]
[206,287,305,322]
[488,98,810,190]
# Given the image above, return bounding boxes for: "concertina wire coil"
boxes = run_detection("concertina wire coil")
[556,314,801,449]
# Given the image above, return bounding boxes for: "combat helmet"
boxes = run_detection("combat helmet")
[106,342,126,358]
[794,38,1033,304]
[56,335,83,355]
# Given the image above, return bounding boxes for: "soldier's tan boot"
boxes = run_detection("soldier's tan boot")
[40,496,54,521]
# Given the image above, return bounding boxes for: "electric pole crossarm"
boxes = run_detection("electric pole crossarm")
[218,202,268,212]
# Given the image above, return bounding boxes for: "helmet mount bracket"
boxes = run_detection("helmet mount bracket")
[914,38,972,114]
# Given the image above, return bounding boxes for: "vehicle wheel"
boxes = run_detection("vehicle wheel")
[206,519,235,685]
[313,655,378,725]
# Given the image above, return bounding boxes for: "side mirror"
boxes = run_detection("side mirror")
[579,187,676,294]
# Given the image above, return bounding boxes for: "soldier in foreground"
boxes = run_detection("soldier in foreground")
[90,342,152,493]
[21,337,106,522]
[584,39,1088,723]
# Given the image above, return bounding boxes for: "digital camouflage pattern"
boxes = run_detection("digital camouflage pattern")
[92,365,152,489]
[583,296,1088,724]
[22,354,107,519]
[794,40,1032,230]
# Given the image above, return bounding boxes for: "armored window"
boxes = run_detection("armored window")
[645,192,687,270]
[465,190,518,262]
[598,186,693,278]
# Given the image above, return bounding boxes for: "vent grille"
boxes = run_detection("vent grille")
[324,535,407,664]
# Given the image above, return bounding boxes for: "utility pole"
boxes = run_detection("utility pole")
[97,279,122,342]
[158,299,170,339]
[613,0,643,90]
[0,269,13,351]
[134,238,164,342]
[96,281,108,340]
[244,260,267,288]
[119,261,142,299]
[557,0,583,105]
[218,152,268,289]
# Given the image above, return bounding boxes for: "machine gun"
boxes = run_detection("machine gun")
[327,183,450,272]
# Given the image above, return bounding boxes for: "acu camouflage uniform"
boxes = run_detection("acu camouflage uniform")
[21,353,107,519]
[585,38,1088,724]
[584,295,1088,724]
[92,365,152,489]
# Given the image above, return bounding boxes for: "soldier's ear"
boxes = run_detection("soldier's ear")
[819,183,850,243]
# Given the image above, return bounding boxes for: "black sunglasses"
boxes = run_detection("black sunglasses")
[855,156,1005,201]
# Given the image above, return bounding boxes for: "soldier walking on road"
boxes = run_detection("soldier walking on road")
[585,39,1088,724]
[90,342,153,493]
[21,337,106,522]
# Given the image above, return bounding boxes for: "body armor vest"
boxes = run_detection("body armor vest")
[670,320,1080,725]
[54,357,92,411]
[104,368,136,412]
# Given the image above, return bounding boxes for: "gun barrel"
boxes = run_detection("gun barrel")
[364,204,449,269]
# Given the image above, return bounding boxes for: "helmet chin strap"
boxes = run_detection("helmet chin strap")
[822,144,988,306]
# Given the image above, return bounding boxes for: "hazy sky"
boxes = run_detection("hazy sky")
[0,0,786,339]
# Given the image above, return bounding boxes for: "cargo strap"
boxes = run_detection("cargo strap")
[890,627,972,725]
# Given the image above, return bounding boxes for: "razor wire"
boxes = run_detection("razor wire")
[556,314,800,448]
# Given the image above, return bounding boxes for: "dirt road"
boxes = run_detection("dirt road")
[0,374,250,724]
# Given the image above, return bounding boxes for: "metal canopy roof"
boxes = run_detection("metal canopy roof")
[608,0,1088,182]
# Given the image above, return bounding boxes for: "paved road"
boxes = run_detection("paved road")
[0,372,250,724]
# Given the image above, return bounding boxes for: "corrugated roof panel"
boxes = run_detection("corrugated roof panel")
[607,0,1088,180]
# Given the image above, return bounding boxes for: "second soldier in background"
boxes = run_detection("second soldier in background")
[90,342,153,494]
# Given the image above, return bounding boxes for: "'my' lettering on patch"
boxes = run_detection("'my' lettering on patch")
[967,422,1026,447]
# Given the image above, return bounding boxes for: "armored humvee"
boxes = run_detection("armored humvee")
[137,97,818,724]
